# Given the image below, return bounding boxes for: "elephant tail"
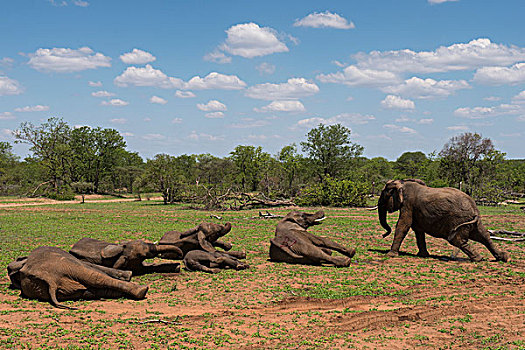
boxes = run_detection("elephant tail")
[48,283,77,310]
[448,216,479,241]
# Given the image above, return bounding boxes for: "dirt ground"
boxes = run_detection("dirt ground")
[0,202,523,349]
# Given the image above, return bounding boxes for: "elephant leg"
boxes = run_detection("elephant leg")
[414,231,429,257]
[215,255,249,270]
[82,261,132,281]
[223,250,246,259]
[470,223,510,262]
[449,230,482,262]
[302,231,355,258]
[388,210,413,257]
[321,248,333,256]
[292,240,351,267]
[75,264,148,299]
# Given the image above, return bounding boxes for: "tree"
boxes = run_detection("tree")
[13,117,72,192]
[277,144,303,196]
[301,123,363,181]
[439,132,504,196]
[229,145,270,191]
[395,151,427,178]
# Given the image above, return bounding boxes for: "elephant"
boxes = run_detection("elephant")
[7,246,148,309]
[269,210,356,267]
[70,238,183,275]
[158,222,246,259]
[378,179,510,262]
[183,250,249,274]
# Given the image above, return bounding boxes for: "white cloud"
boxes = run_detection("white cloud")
[218,23,289,58]
[91,90,115,97]
[142,133,166,141]
[0,112,16,120]
[353,38,525,74]
[120,132,134,137]
[256,62,276,75]
[28,47,111,73]
[454,104,523,119]
[294,11,355,30]
[114,64,184,89]
[0,57,14,67]
[484,96,501,102]
[383,77,469,99]
[230,119,270,129]
[171,118,182,124]
[110,118,127,124]
[383,124,417,134]
[473,63,525,86]
[428,0,458,4]
[102,99,129,106]
[255,100,306,113]
[88,80,102,87]
[185,72,246,90]
[297,113,375,128]
[418,118,434,124]
[245,78,319,100]
[120,49,156,65]
[317,65,400,87]
[381,95,415,109]
[512,91,525,104]
[203,51,232,64]
[197,100,227,112]
[447,125,469,131]
[205,112,225,119]
[72,0,89,7]
[188,131,223,141]
[14,105,50,112]
[150,96,167,104]
[175,90,196,98]
[0,76,23,95]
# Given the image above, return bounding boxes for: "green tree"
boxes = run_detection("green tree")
[301,123,363,181]
[277,144,304,196]
[439,132,504,196]
[229,145,270,191]
[395,151,427,178]
[13,117,72,193]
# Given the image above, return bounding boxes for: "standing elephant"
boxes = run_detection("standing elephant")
[70,238,183,275]
[378,179,510,262]
[269,210,356,267]
[159,222,245,259]
[7,246,148,309]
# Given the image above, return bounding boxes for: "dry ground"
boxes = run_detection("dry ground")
[0,200,523,349]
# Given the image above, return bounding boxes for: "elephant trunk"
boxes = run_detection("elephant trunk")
[378,193,391,237]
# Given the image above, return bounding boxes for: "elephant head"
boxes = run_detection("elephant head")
[284,210,326,229]
[180,222,232,243]
[100,240,183,269]
[378,179,426,237]
[7,256,28,289]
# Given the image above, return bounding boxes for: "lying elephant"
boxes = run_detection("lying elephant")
[378,179,510,262]
[269,210,356,267]
[159,222,245,259]
[183,250,249,274]
[7,246,148,309]
[70,238,183,275]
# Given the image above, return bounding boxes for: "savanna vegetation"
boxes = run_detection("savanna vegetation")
[1,117,524,208]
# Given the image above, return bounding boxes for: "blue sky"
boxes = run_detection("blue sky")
[1,0,524,160]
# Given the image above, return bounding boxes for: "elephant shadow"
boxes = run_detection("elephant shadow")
[367,248,471,262]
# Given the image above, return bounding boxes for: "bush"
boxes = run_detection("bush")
[297,177,370,207]
[44,191,76,201]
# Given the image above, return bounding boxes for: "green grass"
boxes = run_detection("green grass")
[0,200,523,349]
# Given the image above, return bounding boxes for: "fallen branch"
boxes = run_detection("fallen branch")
[210,214,222,220]
[490,236,525,242]
[251,211,284,219]
[135,319,182,325]
[488,230,525,237]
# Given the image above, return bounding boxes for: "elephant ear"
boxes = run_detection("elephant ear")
[197,231,216,253]
[101,244,124,259]
[393,181,404,208]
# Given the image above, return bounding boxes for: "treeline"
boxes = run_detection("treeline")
[0,117,523,207]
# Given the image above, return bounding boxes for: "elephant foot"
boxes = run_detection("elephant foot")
[469,255,484,262]
[235,263,250,270]
[386,250,399,258]
[209,268,222,274]
[334,257,351,267]
[131,285,148,300]
[496,251,511,263]
[417,250,430,258]
[344,248,356,259]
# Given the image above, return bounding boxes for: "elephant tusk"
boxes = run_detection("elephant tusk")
[314,217,327,222]
[367,206,378,211]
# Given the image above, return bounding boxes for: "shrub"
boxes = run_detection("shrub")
[297,177,370,207]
